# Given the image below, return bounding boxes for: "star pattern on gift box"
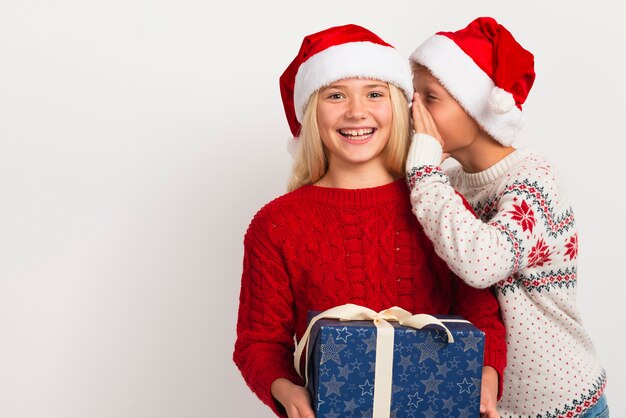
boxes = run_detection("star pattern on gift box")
[442,396,456,411]
[457,378,474,394]
[359,379,374,396]
[398,354,413,369]
[310,319,485,417]
[418,363,429,374]
[448,357,460,368]
[362,332,377,353]
[408,391,424,408]
[391,384,404,399]
[466,357,482,373]
[334,326,353,343]
[337,363,352,379]
[423,372,443,394]
[471,376,482,398]
[417,332,444,363]
[320,336,346,365]
[316,392,325,409]
[458,406,473,418]
[343,398,358,414]
[323,375,344,397]
[350,358,362,370]
[461,332,482,352]
[434,329,450,343]
[319,364,330,377]
[436,362,451,378]
[423,406,438,418]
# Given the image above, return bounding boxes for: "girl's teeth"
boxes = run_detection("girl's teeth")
[341,129,373,136]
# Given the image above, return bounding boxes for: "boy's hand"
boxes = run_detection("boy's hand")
[479,366,500,418]
[412,93,449,162]
[271,378,315,418]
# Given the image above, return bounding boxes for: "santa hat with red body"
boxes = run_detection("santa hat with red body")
[280,24,413,153]
[410,17,535,146]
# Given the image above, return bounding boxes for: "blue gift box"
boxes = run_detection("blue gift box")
[305,315,484,418]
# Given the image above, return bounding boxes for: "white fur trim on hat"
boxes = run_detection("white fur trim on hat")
[294,41,413,122]
[410,35,523,146]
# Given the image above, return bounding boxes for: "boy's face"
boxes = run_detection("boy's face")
[412,66,482,155]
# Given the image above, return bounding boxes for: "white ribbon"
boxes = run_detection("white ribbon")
[294,303,464,418]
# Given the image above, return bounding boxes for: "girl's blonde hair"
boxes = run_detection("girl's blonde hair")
[287,83,411,192]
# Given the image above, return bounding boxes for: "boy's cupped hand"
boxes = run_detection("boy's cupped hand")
[411,92,450,162]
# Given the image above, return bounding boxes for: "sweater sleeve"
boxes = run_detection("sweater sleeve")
[406,135,562,288]
[233,212,304,417]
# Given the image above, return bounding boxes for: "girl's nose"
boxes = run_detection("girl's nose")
[346,98,367,119]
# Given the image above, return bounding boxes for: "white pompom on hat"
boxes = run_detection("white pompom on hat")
[410,17,536,146]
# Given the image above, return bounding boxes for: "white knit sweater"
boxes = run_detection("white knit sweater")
[406,134,606,417]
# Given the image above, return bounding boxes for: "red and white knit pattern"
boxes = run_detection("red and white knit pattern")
[406,136,607,417]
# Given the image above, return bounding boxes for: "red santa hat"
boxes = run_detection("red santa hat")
[410,17,535,146]
[280,24,413,142]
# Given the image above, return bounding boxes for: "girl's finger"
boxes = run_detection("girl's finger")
[297,404,314,418]
[285,405,300,418]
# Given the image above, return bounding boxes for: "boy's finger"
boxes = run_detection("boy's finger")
[412,94,431,133]
[414,94,439,136]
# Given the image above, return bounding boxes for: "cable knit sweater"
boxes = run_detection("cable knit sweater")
[233,179,507,417]
[406,135,607,417]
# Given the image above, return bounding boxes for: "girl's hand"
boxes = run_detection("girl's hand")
[412,93,449,163]
[271,378,315,418]
[479,366,500,418]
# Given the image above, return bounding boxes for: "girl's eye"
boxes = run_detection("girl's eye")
[369,92,384,98]
[327,93,343,100]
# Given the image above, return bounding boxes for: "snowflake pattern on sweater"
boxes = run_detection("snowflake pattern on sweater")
[406,138,606,418]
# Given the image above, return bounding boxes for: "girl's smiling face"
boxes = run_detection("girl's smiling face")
[316,78,393,170]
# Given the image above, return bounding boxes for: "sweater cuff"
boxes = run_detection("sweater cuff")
[406,133,443,170]
[483,345,507,400]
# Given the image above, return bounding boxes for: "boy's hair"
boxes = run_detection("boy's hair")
[287,83,410,192]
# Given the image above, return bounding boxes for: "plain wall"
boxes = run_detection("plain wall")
[1,1,623,416]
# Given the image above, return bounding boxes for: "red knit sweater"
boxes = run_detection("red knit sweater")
[233,179,507,416]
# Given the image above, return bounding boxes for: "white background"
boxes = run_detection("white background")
[0,1,623,417]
